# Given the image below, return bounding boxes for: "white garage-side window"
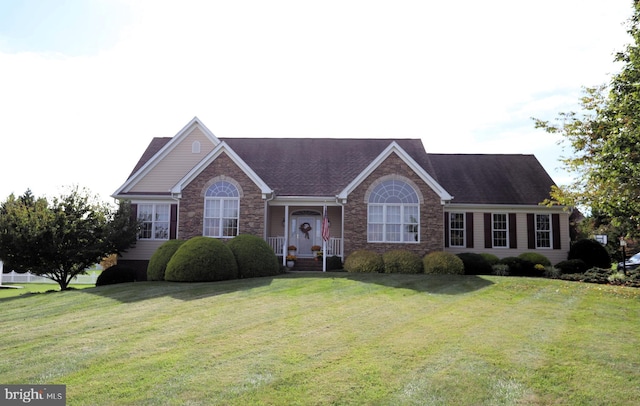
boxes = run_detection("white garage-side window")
[367,179,419,243]
[138,203,170,240]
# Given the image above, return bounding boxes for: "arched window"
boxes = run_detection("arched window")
[203,181,239,238]
[367,179,419,242]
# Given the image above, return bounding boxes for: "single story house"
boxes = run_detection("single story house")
[112,117,571,275]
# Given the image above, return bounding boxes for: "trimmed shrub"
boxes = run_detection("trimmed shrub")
[543,266,561,279]
[568,239,612,269]
[227,234,280,278]
[383,250,423,274]
[147,240,185,281]
[327,255,343,271]
[498,257,537,277]
[561,267,613,284]
[96,264,137,286]
[457,253,492,275]
[625,269,640,288]
[492,264,510,276]
[480,253,500,266]
[423,251,464,274]
[344,250,384,273]
[165,236,238,282]
[518,252,551,267]
[555,259,588,275]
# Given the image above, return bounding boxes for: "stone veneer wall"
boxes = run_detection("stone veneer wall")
[178,152,265,239]
[343,154,444,258]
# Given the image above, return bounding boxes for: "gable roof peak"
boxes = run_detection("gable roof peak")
[337,140,453,203]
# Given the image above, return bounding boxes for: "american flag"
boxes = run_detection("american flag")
[321,207,330,242]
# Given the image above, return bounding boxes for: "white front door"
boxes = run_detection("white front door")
[291,214,321,256]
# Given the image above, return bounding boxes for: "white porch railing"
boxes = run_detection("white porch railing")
[267,236,286,257]
[325,237,343,257]
[1,271,99,285]
[267,236,342,258]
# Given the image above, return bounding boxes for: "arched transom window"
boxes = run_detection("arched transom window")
[204,181,239,238]
[368,179,420,243]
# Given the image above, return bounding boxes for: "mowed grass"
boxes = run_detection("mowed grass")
[1,273,639,405]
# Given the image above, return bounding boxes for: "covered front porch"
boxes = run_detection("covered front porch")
[265,203,343,266]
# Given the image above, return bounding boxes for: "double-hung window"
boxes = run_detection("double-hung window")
[203,181,239,238]
[138,203,170,240]
[449,212,465,247]
[535,214,551,248]
[492,213,508,248]
[367,180,420,243]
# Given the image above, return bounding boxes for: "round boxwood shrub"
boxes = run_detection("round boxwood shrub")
[456,253,493,275]
[423,251,464,274]
[480,253,500,266]
[568,239,612,269]
[344,250,384,273]
[498,257,537,277]
[147,240,186,281]
[96,264,137,286]
[226,234,280,278]
[165,236,238,282]
[518,252,551,267]
[555,259,588,274]
[383,250,423,274]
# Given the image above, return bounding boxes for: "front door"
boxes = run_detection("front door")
[290,213,321,257]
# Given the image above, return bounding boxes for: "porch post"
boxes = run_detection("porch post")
[283,205,289,267]
[322,205,327,272]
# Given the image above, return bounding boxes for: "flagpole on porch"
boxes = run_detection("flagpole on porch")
[322,205,329,272]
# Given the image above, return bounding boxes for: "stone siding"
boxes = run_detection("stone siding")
[179,152,265,239]
[343,153,444,258]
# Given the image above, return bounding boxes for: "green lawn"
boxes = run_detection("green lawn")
[1,273,639,405]
[0,283,95,298]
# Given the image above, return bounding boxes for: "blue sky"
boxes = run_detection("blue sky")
[0,0,633,203]
[0,0,129,55]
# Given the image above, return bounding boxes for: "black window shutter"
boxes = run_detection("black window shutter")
[466,212,474,248]
[552,213,561,249]
[484,213,492,248]
[527,213,536,249]
[444,212,450,248]
[130,203,138,224]
[509,213,517,249]
[170,204,178,240]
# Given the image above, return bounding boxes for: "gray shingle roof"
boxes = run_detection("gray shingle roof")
[128,138,555,205]
[223,138,431,196]
[425,154,555,205]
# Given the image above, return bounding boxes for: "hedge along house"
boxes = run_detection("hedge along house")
[112,117,571,276]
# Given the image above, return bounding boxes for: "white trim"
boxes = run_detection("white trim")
[337,141,453,203]
[367,202,420,244]
[268,196,341,205]
[444,203,567,213]
[137,202,171,241]
[534,213,553,249]
[170,141,273,196]
[448,211,466,248]
[120,195,175,201]
[491,212,509,248]
[112,117,220,197]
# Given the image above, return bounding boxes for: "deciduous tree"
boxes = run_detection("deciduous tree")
[534,2,640,238]
[0,187,138,290]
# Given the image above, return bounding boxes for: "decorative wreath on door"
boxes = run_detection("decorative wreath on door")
[299,222,312,239]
